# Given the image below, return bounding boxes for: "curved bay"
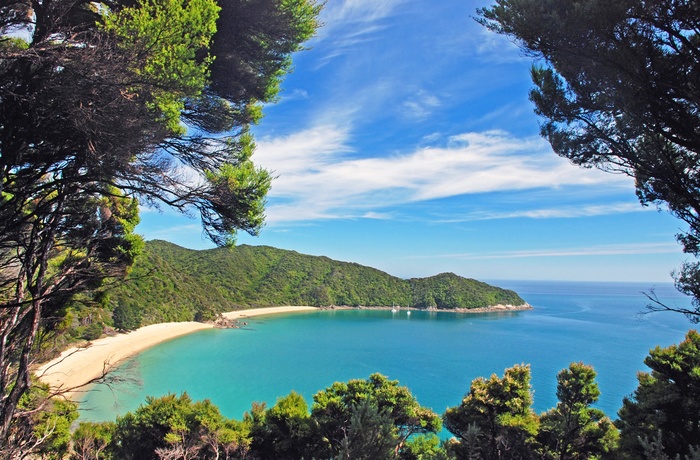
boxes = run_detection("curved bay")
[79,281,691,422]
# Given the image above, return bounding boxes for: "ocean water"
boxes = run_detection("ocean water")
[78,280,693,424]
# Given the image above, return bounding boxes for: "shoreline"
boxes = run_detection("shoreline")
[36,306,317,400]
[36,303,530,400]
[321,303,533,313]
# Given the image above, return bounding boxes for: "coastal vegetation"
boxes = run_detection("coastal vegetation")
[0,0,322,446]
[13,330,700,459]
[104,240,526,329]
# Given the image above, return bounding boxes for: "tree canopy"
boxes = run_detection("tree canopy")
[311,373,442,458]
[0,0,321,445]
[476,0,700,321]
[443,364,539,459]
[65,374,441,460]
[537,363,618,459]
[616,329,700,459]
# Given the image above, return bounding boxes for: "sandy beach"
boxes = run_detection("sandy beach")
[36,303,528,399]
[36,306,317,399]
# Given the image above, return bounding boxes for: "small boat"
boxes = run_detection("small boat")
[407,310,411,316]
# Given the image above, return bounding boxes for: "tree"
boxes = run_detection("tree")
[111,392,250,460]
[71,422,115,460]
[476,0,700,321]
[0,184,143,441]
[616,330,700,459]
[537,362,618,459]
[1,381,79,460]
[400,434,452,460]
[443,364,538,460]
[0,0,321,445]
[311,373,442,459]
[112,301,143,332]
[333,398,399,460]
[248,391,317,460]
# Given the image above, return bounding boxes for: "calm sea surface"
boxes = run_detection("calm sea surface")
[79,280,693,423]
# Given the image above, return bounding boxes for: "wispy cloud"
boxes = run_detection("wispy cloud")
[253,128,631,224]
[415,242,681,261]
[320,0,407,29]
[472,25,529,64]
[145,223,203,239]
[401,89,442,120]
[442,203,647,222]
[313,0,407,62]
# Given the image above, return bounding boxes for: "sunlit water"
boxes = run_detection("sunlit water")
[79,280,692,423]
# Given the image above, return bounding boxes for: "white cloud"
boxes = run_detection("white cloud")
[401,90,441,120]
[255,125,353,177]
[253,128,632,224]
[443,202,647,222]
[416,242,682,261]
[472,26,528,64]
[320,0,406,29]
[278,88,309,103]
[363,211,395,220]
[312,0,407,64]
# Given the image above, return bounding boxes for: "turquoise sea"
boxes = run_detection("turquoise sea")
[79,280,693,424]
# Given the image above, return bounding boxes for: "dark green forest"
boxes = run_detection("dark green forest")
[106,240,526,329]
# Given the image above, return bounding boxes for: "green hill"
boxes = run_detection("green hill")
[108,240,526,326]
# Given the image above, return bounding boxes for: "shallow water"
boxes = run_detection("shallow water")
[79,280,692,423]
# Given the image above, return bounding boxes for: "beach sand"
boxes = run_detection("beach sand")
[36,304,528,399]
[36,306,317,399]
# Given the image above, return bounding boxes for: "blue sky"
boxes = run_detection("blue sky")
[138,0,688,283]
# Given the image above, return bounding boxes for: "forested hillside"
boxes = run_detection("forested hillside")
[108,240,526,327]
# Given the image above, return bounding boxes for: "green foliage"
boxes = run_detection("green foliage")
[311,373,442,459]
[63,342,700,460]
[106,240,526,326]
[249,391,317,459]
[60,334,700,460]
[334,398,399,460]
[444,364,539,460]
[81,322,105,341]
[111,392,248,460]
[102,0,219,135]
[2,382,79,460]
[617,330,700,459]
[401,434,453,460]
[71,421,115,460]
[112,302,143,332]
[0,0,321,447]
[243,373,443,459]
[86,375,440,460]
[537,362,618,459]
[410,273,525,309]
[209,0,323,106]
[202,159,273,245]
